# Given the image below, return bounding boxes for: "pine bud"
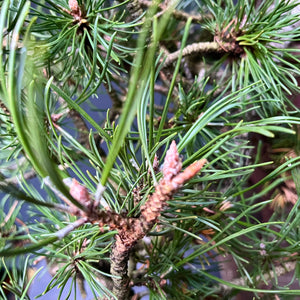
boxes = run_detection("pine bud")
[69,0,79,13]
[152,153,159,173]
[163,141,182,181]
[69,179,90,204]
[171,159,207,190]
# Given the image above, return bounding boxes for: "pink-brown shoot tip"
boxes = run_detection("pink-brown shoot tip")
[70,179,90,203]
[69,0,79,12]
[171,159,207,189]
[163,141,182,181]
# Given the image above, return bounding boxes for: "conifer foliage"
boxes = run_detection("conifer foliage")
[1,0,300,299]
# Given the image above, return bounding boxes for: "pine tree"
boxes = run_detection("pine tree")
[1,0,300,299]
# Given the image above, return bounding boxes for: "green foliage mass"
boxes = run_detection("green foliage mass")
[1,0,300,299]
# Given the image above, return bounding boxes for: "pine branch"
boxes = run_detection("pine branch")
[110,238,131,299]
[163,41,236,67]
[54,217,88,240]
[217,261,297,294]
[139,0,211,23]
[107,141,207,299]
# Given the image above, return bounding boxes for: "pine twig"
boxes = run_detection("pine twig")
[110,237,131,299]
[0,200,18,228]
[3,169,37,185]
[139,0,211,23]
[68,109,91,149]
[54,217,88,240]
[218,261,297,294]
[163,41,235,67]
